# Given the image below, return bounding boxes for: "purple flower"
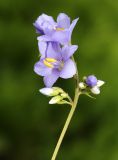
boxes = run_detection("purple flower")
[33,13,79,45]
[86,75,97,87]
[34,42,78,87]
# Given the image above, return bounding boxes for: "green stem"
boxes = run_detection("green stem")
[51,90,80,160]
[51,56,80,160]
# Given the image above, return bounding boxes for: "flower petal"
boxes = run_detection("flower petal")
[41,13,55,23]
[38,30,70,45]
[91,86,100,95]
[34,61,52,76]
[57,13,70,28]
[43,70,60,87]
[33,22,44,34]
[97,80,105,87]
[60,59,76,79]
[52,30,70,45]
[69,18,79,40]
[40,14,56,35]
[34,14,56,35]
[46,42,61,60]
[62,45,78,60]
[38,41,47,57]
[37,35,51,42]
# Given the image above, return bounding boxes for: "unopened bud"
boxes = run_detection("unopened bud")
[49,96,63,104]
[39,88,59,96]
[60,93,68,98]
[79,82,86,89]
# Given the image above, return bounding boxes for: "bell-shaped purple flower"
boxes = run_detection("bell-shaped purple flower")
[33,13,79,45]
[34,42,78,87]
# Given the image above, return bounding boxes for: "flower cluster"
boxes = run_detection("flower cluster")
[34,13,78,87]
[33,13,105,104]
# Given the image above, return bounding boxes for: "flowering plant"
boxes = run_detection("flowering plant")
[33,13,105,160]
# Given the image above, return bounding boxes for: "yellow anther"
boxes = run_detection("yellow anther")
[43,59,53,68]
[46,58,57,62]
[56,28,65,31]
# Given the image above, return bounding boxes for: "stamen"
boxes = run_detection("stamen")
[46,58,57,62]
[43,59,53,68]
[43,58,64,70]
[56,28,65,31]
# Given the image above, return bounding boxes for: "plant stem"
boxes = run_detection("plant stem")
[51,56,80,160]
[51,89,80,160]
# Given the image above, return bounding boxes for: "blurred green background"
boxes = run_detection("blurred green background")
[0,0,118,159]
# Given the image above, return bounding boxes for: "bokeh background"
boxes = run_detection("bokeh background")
[0,0,118,159]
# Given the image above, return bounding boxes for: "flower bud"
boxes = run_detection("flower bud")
[79,82,86,89]
[83,76,87,81]
[60,93,68,98]
[52,87,64,93]
[86,75,97,87]
[49,96,63,104]
[39,88,59,96]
